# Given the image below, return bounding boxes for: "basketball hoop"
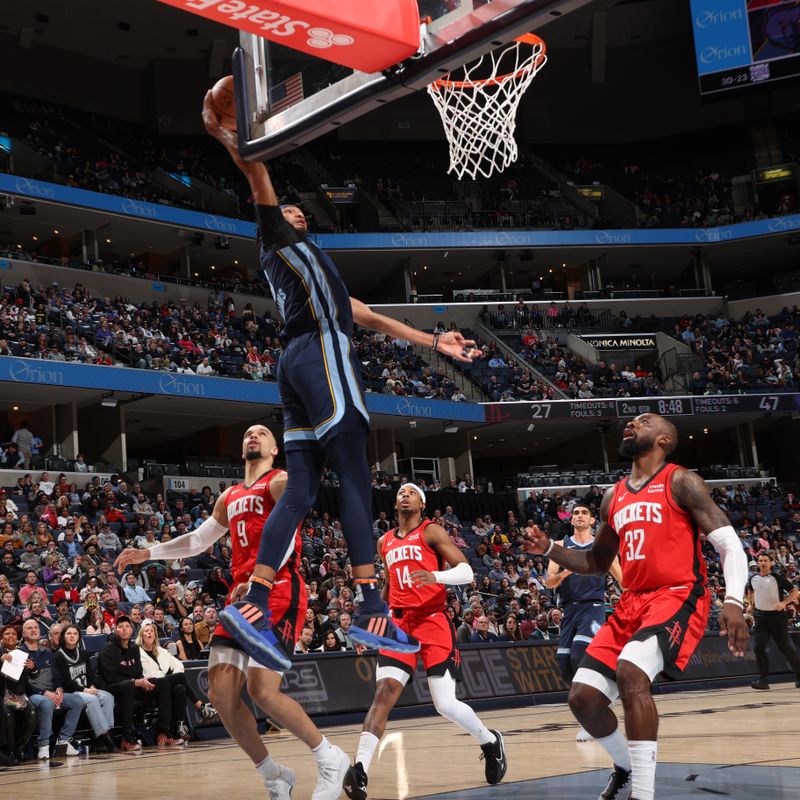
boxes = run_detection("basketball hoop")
[427,34,547,180]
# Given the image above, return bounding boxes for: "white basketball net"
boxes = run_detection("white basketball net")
[427,35,547,180]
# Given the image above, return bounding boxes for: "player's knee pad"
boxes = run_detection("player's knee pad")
[571,668,619,705]
[618,636,664,684]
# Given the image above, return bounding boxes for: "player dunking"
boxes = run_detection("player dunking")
[343,484,506,800]
[116,425,349,800]
[545,501,622,741]
[202,92,481,670]
[526,414,748,800]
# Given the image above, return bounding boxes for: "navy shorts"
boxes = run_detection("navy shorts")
[558,601,606,653]
[278,332,370,450]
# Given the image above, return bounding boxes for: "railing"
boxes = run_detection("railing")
[481,306,617,332]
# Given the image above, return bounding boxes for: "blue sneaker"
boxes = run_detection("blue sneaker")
[219,602,292,671]
[350,612,420,653]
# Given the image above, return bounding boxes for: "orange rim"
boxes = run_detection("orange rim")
[429,33,546,91]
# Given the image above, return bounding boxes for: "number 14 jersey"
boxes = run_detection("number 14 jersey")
[224,469,302,589]
[607,462,707,593]
[382,519,445,612]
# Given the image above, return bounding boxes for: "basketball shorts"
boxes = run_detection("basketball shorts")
[377,608,462,681]
[210,584,307,673]
[558,601,605,653]
[581,582,710,681]
[278,334,370,451]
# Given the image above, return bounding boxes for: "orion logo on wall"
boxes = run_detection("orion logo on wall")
[695,8,743,29]
[396,397,433,418]
[121,199,158,219]
[695,228,733,243]
[203,214,237,233]
[14,177,55,199]
[7,360,64,385]
[768,216,800,233]
[700,44,747,65]
[595,231,632,244]
[157,373,207,397]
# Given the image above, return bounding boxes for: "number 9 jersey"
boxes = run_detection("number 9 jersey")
[224,469,304,595]
[607,462,707,593]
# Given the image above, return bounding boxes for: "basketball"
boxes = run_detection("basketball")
[209,75,237,131]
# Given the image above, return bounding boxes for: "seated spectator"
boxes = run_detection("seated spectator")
[52,575,80,606]
[526,613,555,640]
[0,590,20,627]
[18,571,46,606]
[123,572,151,604]
[317,630,346,652]
[174,617,204,661]
[20,619,86,760]
[294,626,315,654]
[202,567,230,605]
[193,606,218,648]
[135,622,192,742]
[96,615,178,750]
[84,607,112,636]
[470,616,498,643]
[53,625,116,753]
[23,595,52,635]
[456,610,476,644]
[0,624,37,765]
[498,614,523,642]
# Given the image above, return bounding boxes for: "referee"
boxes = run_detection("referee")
[746,551,800,690]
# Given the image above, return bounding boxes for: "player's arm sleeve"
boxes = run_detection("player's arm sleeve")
[256,204,303,250]
[707,526,748,605]
[431,561,473,585]
[147,516,228,560]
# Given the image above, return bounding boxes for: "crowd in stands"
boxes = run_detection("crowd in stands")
[1,468,797,762]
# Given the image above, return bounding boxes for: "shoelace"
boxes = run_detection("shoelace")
[317,761,343,784]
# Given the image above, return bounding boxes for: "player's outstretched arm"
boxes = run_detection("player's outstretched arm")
[350,297,482,364]
[202,91,278,206]
[671,468,748,656]
[524,491,619,575]
[543,542,571,589]
[114,490,231,573]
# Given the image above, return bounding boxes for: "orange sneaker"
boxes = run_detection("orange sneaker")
[156,733,185,747]
[121,738,142,753]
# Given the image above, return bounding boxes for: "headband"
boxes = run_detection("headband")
[399,483,426,505]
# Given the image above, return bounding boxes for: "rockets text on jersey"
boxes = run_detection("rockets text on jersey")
[382,519,445,612]
[224,469,299,588]
[607,462,706,593]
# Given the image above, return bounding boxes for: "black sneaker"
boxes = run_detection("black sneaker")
[751,678,770,690]
[350,613,420,654]
[343,761,368,800]
[599,767,632,800]
[480,730,507,785]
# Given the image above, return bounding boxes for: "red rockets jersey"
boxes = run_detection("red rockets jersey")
[607,462,706,593]
[381,519,445,612]
[224,469,301,589]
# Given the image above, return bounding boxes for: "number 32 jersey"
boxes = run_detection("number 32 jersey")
[381,519,445,612]
[224,469,302,589]
[607,463,707,593]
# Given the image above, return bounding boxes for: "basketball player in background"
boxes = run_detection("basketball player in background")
[525,414,748,800]
[116,425,349,800]
[343,483,506,800]
[202,91,481,670]
[545,501,622,741]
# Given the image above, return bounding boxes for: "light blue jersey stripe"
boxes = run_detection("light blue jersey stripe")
[284,429,317,443]
[336,329,369,424]
[574,634,594,644]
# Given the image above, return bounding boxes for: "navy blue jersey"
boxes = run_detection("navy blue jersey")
[257,205,354,342]
[556,535,606,605]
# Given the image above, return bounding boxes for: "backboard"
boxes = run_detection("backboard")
[234,0,595,161]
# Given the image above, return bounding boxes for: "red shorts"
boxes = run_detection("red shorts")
[377,608,461,679]
[210,582,307,658]
[583,582,710,680]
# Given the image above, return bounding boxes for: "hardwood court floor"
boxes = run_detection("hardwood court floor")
[3,683,799,799]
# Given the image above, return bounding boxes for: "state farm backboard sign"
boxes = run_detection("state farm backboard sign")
[158,0,420,73]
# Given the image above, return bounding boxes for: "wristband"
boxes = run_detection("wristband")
[432,332,440,352]
[543,538,555,556]
[723,595,744,608]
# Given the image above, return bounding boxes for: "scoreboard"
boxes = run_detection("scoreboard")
[483,393,794,423]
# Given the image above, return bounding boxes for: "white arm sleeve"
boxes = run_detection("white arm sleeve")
[147,517,228,560]
[707,525,748,604]
[431,561,474,586]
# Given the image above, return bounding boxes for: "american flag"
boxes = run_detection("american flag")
[270,72,304,114]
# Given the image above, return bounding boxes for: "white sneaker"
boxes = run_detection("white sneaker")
[576,726,593,742]
[265,765,296,800]
[37,744,50,760]
[57,739,81,756]
[311,745,350,800]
